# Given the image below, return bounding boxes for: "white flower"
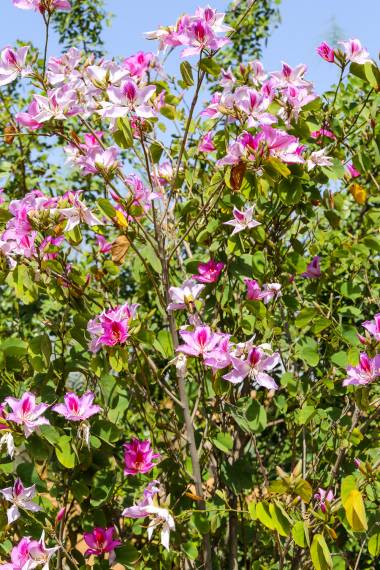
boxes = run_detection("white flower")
[167,279,205,311]
[0,479,42,524]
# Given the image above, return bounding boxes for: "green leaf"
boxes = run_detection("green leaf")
[294,479,313,503]
[264,157,291,178]
[115,544,140,566]
[97,198,116,219]
[256,501,275,530]
[0,338,28,357]
[199,57,221,77]
[180,61,194,86]
[55,435,76,469]
[292,521,308,547]
[368,533,380,557]
[295,308,318,328]
[39,425,61,446]
[310,534,333,570]
[211,432,233,454]
[269,502,291,537]
[0,208,13,223]
[115,117,134,148]
[246,400,267,432]
[182,542,198,560]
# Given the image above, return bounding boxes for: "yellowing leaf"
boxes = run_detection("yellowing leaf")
[310,533,333,570]
[115,209,128,228]
[343,489,368,532]
[350,183,367,204]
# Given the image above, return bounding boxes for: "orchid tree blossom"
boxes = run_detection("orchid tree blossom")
[87,303,138,352]
[346,163,360,178]
[224,206,261,235]
[317,42,335,63]
[25,531,59,570]
[57,196,104,232]
[339,39,371,64]
[192,259,225,284]
[0,46,29,86]
[302,256,321,279]
[13,0,71,12]
[167,279,205,311]
[176,326,224,359]
[314,488,334,513]
[98,80,156,119]
[198,133,216,152]
[362,313,380,341]
[0,479,42,524]
[261,283,282,304]
[4,392,49,437]
[84,527,121,565]
[52,392,101,421]
[122,481,175,550]
[123,438,159,475]
[223,346,280,389]
[0,537,31,570]
[343,353,380,386]
[306,149,333,170]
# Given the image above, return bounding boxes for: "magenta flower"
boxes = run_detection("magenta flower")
[260,283,282,304]
[224,206,261,235]
[310,128,336,141]
[271,62,309,88]
[316,42,335,63]
[203,335,233,371]
[4,392,49,438]
[245,279,264,301]
[167,279,205,311]
[96,235,112,254]
[193,260,225,284]
[362,313,380,341]
[177,326,224,359]
[343,353,380,386]
[234,86,276,127]
[16,100,44,131]
[223,347,280,389]
[302,256,321,279]
[87,303,138,353]
[0,46,29,86]
[123,438,159,476]
[0,537,31,570]
[52,392,101,422]
[123,51,155,78]
[198,133,216,153]
[1,478,42,524]
[98,80,156,119]
[84,527,121,564]
[345,162,360,178]
[338,39,371,64]
[314,488,334,513]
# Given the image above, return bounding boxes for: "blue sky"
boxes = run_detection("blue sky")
[2,0,379,93]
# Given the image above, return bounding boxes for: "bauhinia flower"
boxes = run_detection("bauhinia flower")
[0,404,15,459]
[345,162,360,178]
[177,326,224,359]
[362,313,380,341]
[0,479,42,524]
[26,531,59,570]
[0,537,31,570]
[338,39,371,64]
[13,1,71,11]
[52,392,101,421]
[223,346,280,389]
[198,133,216,152]
[98,80,156,119]
[224,206,261,235]
[314,488,334,513]
[167,279,205,311]
[316,42,335,63]
[343,353,380,386]
[302,256,321,279]
[4,392,49,437]
[0,46,29,86]
[260,283,282,304]
[123,438,159,475]
[87,302,138,352]
[83,527,121,565]
[245,280,281,303]
[306,149,333,171]
[122,481,175,550]
[192,259,225,284]
[57,196,103,232]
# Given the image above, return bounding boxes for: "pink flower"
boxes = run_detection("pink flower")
[98,80,156,119]
[123,438,159,475]
[224,206,261,235]
[57,195,103,231]
[52,392,101,422]
[302,256,321,279]
[198,133,216,153]
[193,259,225,284]
[0,46,29,86]
[257,125,305,164]
[4,392,49,438]
[26,532,59,570]
[316,42,335,63]
[362,314,380,342]
[13,0,71,12]
[345,162,360,178]
[16,100,44,131]
[122,481,175,550]
[343,353,380,386]
[87,303,138,353]
[0,537,32,570]
[310,128,336,141]
[271,62,309,88]
[177,326,224,359]
[0,479,42,524]
[84,527,121,563]
[234,86,276,127]
[96,235,112,254]
[167,279,205,311]
[314,488,334,513]
[245,279,264,301]
[123,51,155,78]
[203,334,233,371]
[223,346,280,389]
[339,39,371,64]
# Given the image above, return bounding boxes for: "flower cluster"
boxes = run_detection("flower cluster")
[343,313,380,386]
[87,302,138,352]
